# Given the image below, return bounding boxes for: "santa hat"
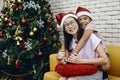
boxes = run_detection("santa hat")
[56,12,77,27]
[76,6,93,19]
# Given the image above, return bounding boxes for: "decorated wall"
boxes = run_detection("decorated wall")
[49,0,120,45]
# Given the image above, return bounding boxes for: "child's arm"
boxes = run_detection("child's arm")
[73,29,94,54]
[57,42,65,60]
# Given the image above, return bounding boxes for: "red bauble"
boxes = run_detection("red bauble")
[49,27,52,31]
[15,60,20,68]
[48,9,51,13]
[0,31,3,38]
[38,51,43,56]
[18,5,23,10]
[54,27,58,31]
[43,37,47,41]
[47,18,51,24]
[53,34,57,39]
[21,18,26,24]
[22,42,27,49]
[8,22,12,27]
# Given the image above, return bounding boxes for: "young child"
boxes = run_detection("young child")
[56,12,110,80]
[73,6,109,80]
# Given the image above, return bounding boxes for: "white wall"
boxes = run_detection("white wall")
[50,0,120,45]
[0,0,4,14]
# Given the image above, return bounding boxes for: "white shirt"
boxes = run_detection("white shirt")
[71,33,101,59]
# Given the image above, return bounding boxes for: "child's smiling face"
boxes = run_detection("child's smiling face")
[78,15,92,29]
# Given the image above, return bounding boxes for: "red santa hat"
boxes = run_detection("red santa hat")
[56,12,77,27]
[76,6,93,19]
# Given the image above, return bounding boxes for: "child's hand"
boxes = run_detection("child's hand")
[60,57,68,64]
[57,51,65,60]
[68,54,80,64]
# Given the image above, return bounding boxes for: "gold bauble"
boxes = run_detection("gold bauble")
[17,0,22,3]
[29,31,34,36]
[33,27,37,32]
[4,17,8,21]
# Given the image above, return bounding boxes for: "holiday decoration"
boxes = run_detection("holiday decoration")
[15,59,20,69]
[21,18,26,24]
[0,0,61,80]
[38,51,43,56]
[0,31,3,38]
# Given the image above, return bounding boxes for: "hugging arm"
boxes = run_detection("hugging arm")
[68,43,110,71]
[73,29,93,54]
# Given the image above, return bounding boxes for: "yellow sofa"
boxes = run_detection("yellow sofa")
[43,45,120,80]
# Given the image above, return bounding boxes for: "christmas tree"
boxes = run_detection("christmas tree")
[0,0,61,80]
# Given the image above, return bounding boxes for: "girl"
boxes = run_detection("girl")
[73,6,110,80]
[56,12,110,80]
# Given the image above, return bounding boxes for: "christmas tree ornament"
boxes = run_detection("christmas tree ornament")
[2,49,8,58]
[48,9,51,13]
[21,18,26,24]
[15,25,22,35]
[33,27,37,32]
[29,31,34,36]
[53,34,57,39]
[6,32,11,39]
[8,22,13,27]
[10,9,13,14]
[7,55,11,65]
[33,65,36,74]
[4,17,8,21]
[18,5,23,10]
[17,0,22,3]
[15,36,23,45]
[38,51,43,56]
[49,27,52,31]
[47,18,51,24]
[54,27,58,31]
[0,31,3,38]
[15,59,20,68]
[22,42,27,49]
[43,37,47,41]
[15,36,23,41]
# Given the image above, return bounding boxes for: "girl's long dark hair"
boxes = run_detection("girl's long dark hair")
[63,17,84,52]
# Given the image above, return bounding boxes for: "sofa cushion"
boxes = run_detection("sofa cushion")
[108,75,120,80]
[107,46,120,76]
[55,63,98,77]
[44,71,61,80]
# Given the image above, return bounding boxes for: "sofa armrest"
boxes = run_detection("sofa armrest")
[50,54,59,71]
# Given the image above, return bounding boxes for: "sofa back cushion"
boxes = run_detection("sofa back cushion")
[50,54,59,71]
[107,45,120,76]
